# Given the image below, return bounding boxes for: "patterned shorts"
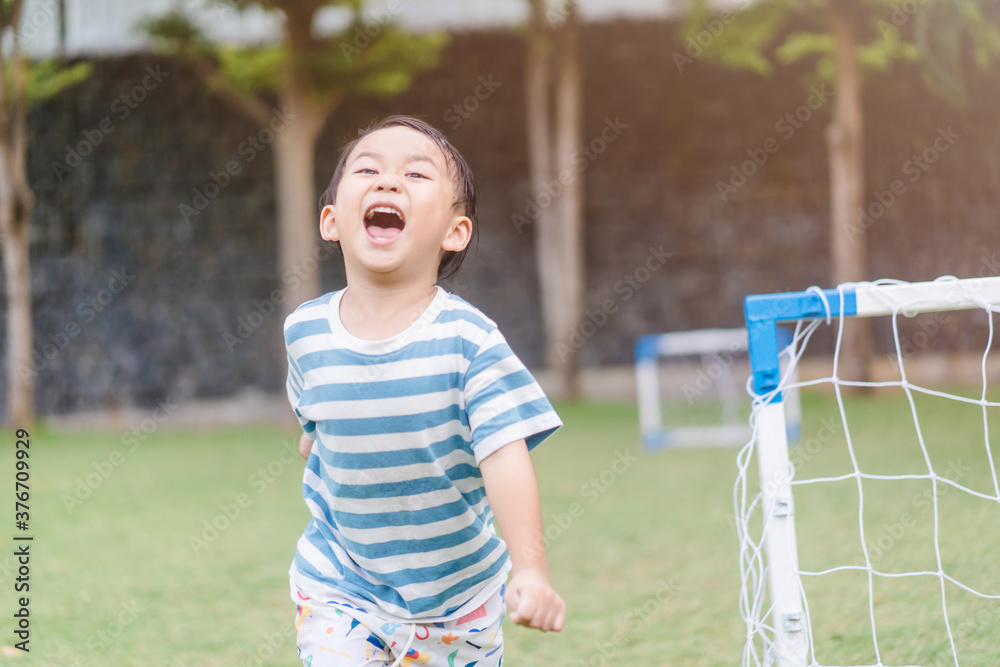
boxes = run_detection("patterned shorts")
[292,586,505,667]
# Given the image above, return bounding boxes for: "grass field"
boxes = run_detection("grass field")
[0,391,998,666]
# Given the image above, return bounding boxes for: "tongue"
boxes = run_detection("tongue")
[368,225,402,241]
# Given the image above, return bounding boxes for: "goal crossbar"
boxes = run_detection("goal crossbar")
[745,276,1000,400]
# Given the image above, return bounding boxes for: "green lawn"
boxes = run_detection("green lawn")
[0,392,998,666]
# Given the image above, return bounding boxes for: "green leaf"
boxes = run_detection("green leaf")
[343,29,449,97]
[141,1,447,100]
[24,59,92,102]
[138,9,215,58]
[678,0,999,100]
[216,44,284,94]
[678,0,800,76]
[775,31,831,65]
[857,29,909,71]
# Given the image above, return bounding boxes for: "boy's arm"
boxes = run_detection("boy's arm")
[480,439,565,632]
[299,432,313,459]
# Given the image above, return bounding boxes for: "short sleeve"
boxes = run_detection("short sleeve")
[286,352,317,441]
[464,328,562,462]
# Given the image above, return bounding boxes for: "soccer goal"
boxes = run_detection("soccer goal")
[636,328,800,451]
[738,275,1000,667]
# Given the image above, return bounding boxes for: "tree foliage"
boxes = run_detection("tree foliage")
[913,0,1000,103]
[682,0,1000,104]
[21,59,92,101]
[141,1,447,105]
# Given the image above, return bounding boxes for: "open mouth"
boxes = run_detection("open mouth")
[364,204,406,242]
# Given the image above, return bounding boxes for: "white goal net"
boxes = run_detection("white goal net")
[737,275,1000,667]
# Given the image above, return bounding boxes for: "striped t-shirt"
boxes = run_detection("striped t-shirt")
[284,286,562,621]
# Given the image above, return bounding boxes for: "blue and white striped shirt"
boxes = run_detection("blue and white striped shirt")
[284,286,561,620]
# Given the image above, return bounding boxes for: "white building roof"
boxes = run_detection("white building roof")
[19,0,687,57]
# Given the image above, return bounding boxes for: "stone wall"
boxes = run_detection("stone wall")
[5,21,1000,414]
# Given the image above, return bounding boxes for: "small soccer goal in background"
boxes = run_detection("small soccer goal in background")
[738,275,1000,667]
[635,327,801,451]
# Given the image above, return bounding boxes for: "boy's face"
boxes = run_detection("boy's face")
[320,126,472,284]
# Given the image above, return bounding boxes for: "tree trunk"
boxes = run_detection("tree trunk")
[525,0,584,399]
[551,3,584,399]
[0,194,34,428]
[273,85,329,318]
[0,18,36,428]
[826,4,872,384]
[526,0,565,395]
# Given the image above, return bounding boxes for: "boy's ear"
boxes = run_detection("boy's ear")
[320,205,339,242]
[441,215,472,253]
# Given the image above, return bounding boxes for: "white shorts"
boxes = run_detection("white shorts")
[292,586,505,667]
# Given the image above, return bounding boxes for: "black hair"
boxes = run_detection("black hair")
[319,115,478,282]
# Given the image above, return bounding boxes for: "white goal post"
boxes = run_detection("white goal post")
[636,327,800,451]
[739,275,1000,667]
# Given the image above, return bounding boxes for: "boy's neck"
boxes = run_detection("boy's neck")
[339,278,440,341]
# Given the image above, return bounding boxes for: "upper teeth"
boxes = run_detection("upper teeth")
[366,206,403,221]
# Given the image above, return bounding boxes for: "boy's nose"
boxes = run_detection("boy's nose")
[375,174,400,192]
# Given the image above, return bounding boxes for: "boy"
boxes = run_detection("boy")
[284,115,565,667]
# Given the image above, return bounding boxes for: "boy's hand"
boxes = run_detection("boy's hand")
[506,568,565,632]
[299,432,313,459]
